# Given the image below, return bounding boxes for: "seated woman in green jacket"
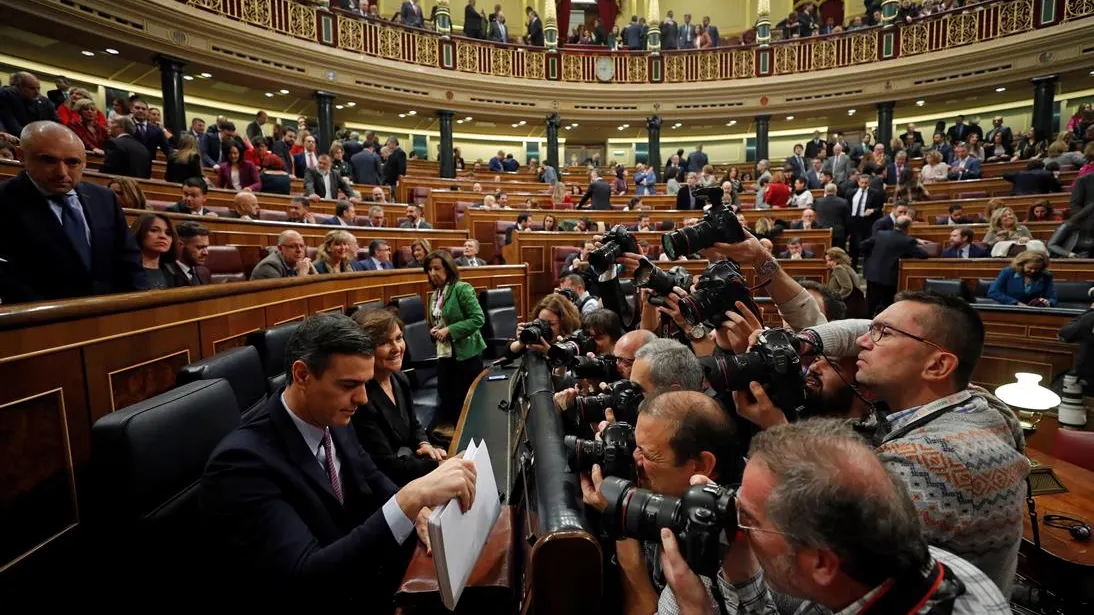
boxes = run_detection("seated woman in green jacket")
[424,250,487,437]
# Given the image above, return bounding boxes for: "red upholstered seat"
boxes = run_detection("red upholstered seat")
[1052,429,1094,474]
[204,246,245,283]
[258,209,288,222]
[147,200,172,211]
[553,246,581,281]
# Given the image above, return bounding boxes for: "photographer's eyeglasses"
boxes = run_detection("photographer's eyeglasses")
[735,496,794,539]
[867,322,952,355]
[615,356,635,369]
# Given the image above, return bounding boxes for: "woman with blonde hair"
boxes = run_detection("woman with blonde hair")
[165,133,203,183]
[984,206,1047,256]
[988,250,1056,307]
[58,87,105,127]
[313,229,356,274]
[67,98,107,155]
[108,177,148,210]
[328,141,353,178]
[919,150,949,184]
[404,238,432,268]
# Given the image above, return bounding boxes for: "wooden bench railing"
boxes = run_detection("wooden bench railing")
[909,220,1060,246]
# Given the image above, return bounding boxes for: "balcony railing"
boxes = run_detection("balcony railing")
[180,0,1093,84]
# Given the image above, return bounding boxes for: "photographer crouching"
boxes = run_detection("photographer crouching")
[658,420,1011,615]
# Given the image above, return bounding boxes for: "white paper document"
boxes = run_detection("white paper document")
[427,438,502,611]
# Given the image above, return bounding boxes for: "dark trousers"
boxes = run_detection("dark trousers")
[867,281,897,318]
[436,353,484,426]
[849,218,872,266]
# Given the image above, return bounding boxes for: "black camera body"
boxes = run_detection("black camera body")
[519,317,554,345]
[570,354,621,382]
[574,379,645,425]
[678,260,759,326]
[547,330,598,367]
[557,287,580,304]
[700,329,807,420]
[588,225,639,275]
[661,203,745,260]
[564,421,636,480]
[634,261,692,307]
[601,477,736,576]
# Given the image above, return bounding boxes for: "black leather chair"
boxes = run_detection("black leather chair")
[479,288,517,360]
[974,278,997,304]
[388,296,440,428]
[344,299,384,319]
[923,278,967,300]
[89,380,240,594]
[175,346,268,419]
[247,321,301,394]
[1055,281,1094,310]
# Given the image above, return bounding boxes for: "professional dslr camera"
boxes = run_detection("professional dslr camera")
[572,379,645,424]
[601,477,736,576]
[588,225,639,275]
[564,421,636,480]
[547,330,598,367]
[661,200,745,260]
[700,329,807,420]
[519,317,554,345]
[569,354,621,382]
[557,287,580,304]
[677,260,760,327]
[634,261,692,307]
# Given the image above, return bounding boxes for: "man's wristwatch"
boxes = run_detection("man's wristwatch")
[689,323,709,340]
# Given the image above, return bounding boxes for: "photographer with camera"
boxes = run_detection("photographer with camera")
[734,292,1026,595]
[504,292,583,360]
[559,273,601,317]
[585,391,739,615]
[658,420,1010,615]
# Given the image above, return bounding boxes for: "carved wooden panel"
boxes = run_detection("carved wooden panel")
[107,350,192,415]
[267,298,310,326]
[200,307,266,357]
[308,292,348,315]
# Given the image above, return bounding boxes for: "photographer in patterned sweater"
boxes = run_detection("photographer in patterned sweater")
[737,291,1027,596]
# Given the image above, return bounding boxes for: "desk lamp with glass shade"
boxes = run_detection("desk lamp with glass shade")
[995,372,1061,433]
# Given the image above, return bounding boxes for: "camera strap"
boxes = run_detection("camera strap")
[879,390,974,445]
[856,561,965,615]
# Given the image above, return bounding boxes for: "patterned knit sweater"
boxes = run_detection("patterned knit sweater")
[807,319,1029,595]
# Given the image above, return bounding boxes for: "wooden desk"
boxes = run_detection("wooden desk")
[909,220,1060,246]
[425,191,678,229]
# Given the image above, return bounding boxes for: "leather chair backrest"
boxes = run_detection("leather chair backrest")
[356,247,370,261]
[306,246,319,261]
[445,246,465,260]
[389,295,437,381]
[920,241,941,258]
[259,209,288,222]
[412,187,430,204]
[147,200,172,211]
[924,278,964,298]
[175,346,268,418]
[205,246,245,283]
[479,288,517,341]
[205,205,230,217]
[246,321,302,394]
[975,278,995,298]
[1055,281,1094,304]
[396,247,413,267]
[344,299,383,319]
[1053,429,1094,473]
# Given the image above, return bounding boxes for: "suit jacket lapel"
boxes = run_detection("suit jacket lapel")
[330,425,374,506]
[17,174,86,268]
[268,398,341,505]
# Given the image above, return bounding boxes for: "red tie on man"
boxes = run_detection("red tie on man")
[321,428,343,505]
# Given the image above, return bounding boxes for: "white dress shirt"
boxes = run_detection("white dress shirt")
[281,393,414,542]
[852,189,867,217]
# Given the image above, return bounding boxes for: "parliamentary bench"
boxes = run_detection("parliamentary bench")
[428,190,679,229]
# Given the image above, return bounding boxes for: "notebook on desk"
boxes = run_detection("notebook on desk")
[427,438,502,611]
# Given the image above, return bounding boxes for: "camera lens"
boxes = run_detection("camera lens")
[699,353,768,392]
[547,340,580,367]
[519,318,552,344]
[575,391,612,423]
[601,477,680,542]
[571,355,621,381]
[564,434,604,473]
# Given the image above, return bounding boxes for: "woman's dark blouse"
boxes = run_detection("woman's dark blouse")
[352,372,437,486]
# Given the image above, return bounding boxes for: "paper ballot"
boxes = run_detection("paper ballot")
[427,438,501,611]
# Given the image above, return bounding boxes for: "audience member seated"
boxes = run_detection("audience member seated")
[919,149,949,184]
[108,176,148,210]
[173,221,213,285]
[791,207,823,230]
[455,238,487,267]
[778,236,814,259]
[359,239,394,271]
[948,144,981,179]
[363,204,386,228]
[942,227,991,258]
[225,191,259,220]
[988,250,1057,307]
[398,204,432,229]
[788,176,813,208]
[259,155,292,194]
[100,115,152,179]
[130,212,181,290]
[983,206,1045,256]
[305,153,357,201]
[942,203,974,225]
[1047,202,1094,259]
[216,142,261,192]
[1024,199,1055,223]
[1,122,144,303]
[403,238,430,269]
[250,230,316,279]
[165,134,204,184]
[325,200,357,227]
[314,230,357,274]
[349,308,445,486]
[167,177,218,217]
[287,196,318,224]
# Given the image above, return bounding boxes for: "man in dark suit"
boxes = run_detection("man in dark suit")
[675,172,701,210]
[813,183,851,249]
[489,10,509,42]
[861,217,928,316]
[1003,159,1063,195]
[504,214,532,245]
[463,0,485,38]
[623,16,644,48]
[785,143,807,181]
[201,314,476,599]
[686,144,708,174]
[578,174,612,210]
[1071,171,1094,217]
[325,201,357,227]
[885,151,909,186]
[46,76,70,109]
[166,177,215,216]
[100,115,152,179]
[847,174,884,264]
[871,204,909,236]
[0,122,144,304]
[304,154,357,201]
[398,204,432,229]
[382,137,407,188]
[358,240,394,270]
[0,72,59,141]
[350,146,383,187]
[401,0,424,27]
[455,239,487,267]
[946,115,971,144]
[941,227,990,258]
[129,99,173,160]
[246,111,267,141]
[171,222,213,285]
[526,10,544,46]
[804,131,826,159]
[899,123,924,147]
[702,16,719,47]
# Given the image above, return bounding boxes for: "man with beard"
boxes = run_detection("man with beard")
[658,420,1010,615]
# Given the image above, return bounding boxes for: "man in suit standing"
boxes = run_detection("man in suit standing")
[805,160,826,190]
[847,174,884,264]
[985,116,1013,148]
[899,122,924,147]
[201,314,477,598]
[885,151,909,186]
[398,204,432,229]
[804,131,826,158]
[578,173,612,210]
[350,146,383,187]
[872,204,909,236]
[455,239,487,267]
[947,145,981,180]
[1002,159,1062,195]
[46,76,70,109]
[941,227,990,258]
[489,10,509,43]
[677,13,695,49]
[325,201,357,226]
[293,133,322,180]
[359,240,394,270]
[686,144,708,174]
[0,72,59,142]
[464,0,485,38]
[0,122,144,304]
[823,143,853,184]
[526,9,544,46]
[861,216,928,316]
[702,16,719,47]
[401,0,424,28]
[382,137,407,188]
[129,99,173,160]
[100,115,152,179]
[171,222,213,285]
[245,111,267,141]
[661,11,679,50]
[785,143,807,182]
[304,154,357,201]
[812,183,851,249]
[675,171,700,210]
[1071,171,1094,216]
[623,16,644,49]
[947,115,971,144]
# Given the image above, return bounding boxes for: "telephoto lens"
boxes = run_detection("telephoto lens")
[599,477,736,575]
[574,379,645,424]
[570,355,621,382]
[547,330,598,367]
[557,287,580,304]
[660,202,745,260]
[698,329,807,420]
[563,421,636,479]
[587,225,639,275]
[519,317,554,344]
[634,260,693,298]
[676,260,759,326]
